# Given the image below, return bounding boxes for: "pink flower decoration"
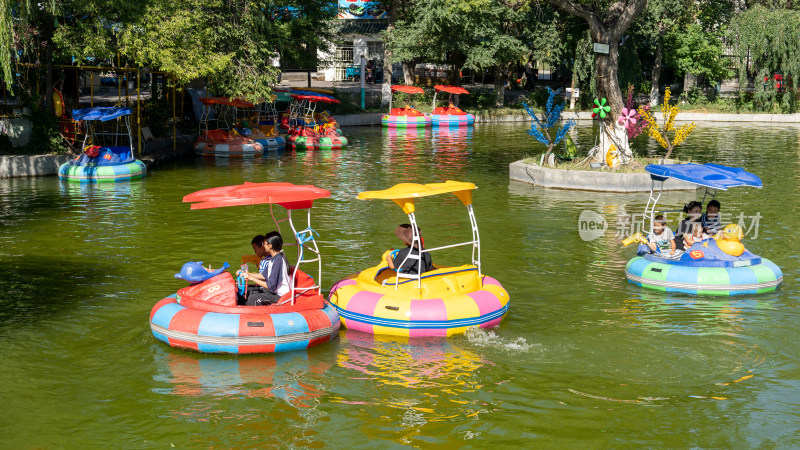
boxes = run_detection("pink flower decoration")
[618,107,638,128]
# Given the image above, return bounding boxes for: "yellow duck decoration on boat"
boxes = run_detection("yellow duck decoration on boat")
[714,223,745,256]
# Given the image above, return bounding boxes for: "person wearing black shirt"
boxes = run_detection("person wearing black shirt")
[386,224,432,274]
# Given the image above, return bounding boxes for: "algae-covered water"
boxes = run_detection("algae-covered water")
[1,123,798,447]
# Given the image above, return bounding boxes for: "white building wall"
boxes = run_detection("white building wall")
[317,32,386,82]
[317,46,335,82]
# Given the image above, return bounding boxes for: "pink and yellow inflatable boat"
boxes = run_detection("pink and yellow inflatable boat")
[329,181,510,337]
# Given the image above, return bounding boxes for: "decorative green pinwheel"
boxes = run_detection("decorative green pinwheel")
[592,98,611,119]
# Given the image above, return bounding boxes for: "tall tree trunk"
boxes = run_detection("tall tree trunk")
[43,15,56,112]
[45,48,53,112]
[683,73,696,94]
[382,0,397,107]
[650,30,663,106]
[545,0,648,119]
[569,76,576,110]
[382,48,392,108]
[494,64,505,107]
[402,62,414,85]
[594,39,623,117]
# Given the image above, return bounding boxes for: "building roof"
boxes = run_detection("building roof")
[337,19,388,36]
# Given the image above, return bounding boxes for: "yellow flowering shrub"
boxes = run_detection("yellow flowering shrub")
[637,87,695,159]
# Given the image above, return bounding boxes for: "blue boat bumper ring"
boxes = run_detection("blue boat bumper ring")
[625,256,783,295]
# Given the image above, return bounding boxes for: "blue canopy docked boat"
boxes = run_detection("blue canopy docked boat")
[623,163,782,295]
[59,107,146,183]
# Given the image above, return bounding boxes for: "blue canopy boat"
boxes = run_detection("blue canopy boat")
[624,163,783,295]
[58,107,146,183]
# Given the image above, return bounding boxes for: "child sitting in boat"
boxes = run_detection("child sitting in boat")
[386,224,433,274]
[683,222,710,247]
[237,232,291,305]
[648,215,676,256]
[675,201,702,251]
[702,200,722,236]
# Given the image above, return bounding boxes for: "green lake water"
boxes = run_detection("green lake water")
[1,122,798,447]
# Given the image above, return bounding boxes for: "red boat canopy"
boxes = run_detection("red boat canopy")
[199,97,255,108]
[434,85,469,95]
[184,182,331,210]
[289,94,341,104]
[391,85,425,95]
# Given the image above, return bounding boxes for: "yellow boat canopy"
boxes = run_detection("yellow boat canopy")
[358,181,476,214]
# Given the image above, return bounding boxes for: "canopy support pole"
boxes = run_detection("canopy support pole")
[701,187,718,205]
[172,80,176,152]
[467,204,481,275]
[643,175,667,235]
[392,213,424,291]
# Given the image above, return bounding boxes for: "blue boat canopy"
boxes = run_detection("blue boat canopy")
[72,107,133,122]
[645,163,762,190]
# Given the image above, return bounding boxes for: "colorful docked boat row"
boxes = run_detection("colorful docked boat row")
[150,180,510,354]
[58,91,349,183]
[195,91,349,156]
[382,85,475,128]
[195,96,283,158]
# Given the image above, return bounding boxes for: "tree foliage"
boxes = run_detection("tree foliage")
[2,0,336,101]
[385,0,567,80]
[664,23,731,83]
[386,0,530,73]
[543,0,648,117]
[729,5,800,109]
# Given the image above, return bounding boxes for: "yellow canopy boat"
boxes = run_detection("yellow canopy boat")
[328,181,510,337]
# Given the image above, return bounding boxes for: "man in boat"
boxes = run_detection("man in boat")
[386,224,433,274]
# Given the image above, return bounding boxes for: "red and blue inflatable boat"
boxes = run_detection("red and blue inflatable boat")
[151,271,339,354]
[149,182,340,354]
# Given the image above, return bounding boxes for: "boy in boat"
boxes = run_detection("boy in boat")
[237,232,291,305]
[386,224,433,274]
[647,215,677,256]
[702,200,722,236]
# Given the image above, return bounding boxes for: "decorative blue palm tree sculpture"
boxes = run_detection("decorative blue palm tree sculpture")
[522,87,577,156]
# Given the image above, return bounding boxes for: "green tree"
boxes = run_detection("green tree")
[386,0,560,105]
[632,0,685,105]
[3,0,336,102]
[542,0,648,117]
[664,23,731,93]
[729,5,800,110]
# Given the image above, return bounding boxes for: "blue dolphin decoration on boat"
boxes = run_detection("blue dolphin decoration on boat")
[175,261,230,284]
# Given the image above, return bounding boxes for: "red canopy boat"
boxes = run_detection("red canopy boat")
[429,85,475,126]
[150,182,340,354]
[383,85,432,128]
